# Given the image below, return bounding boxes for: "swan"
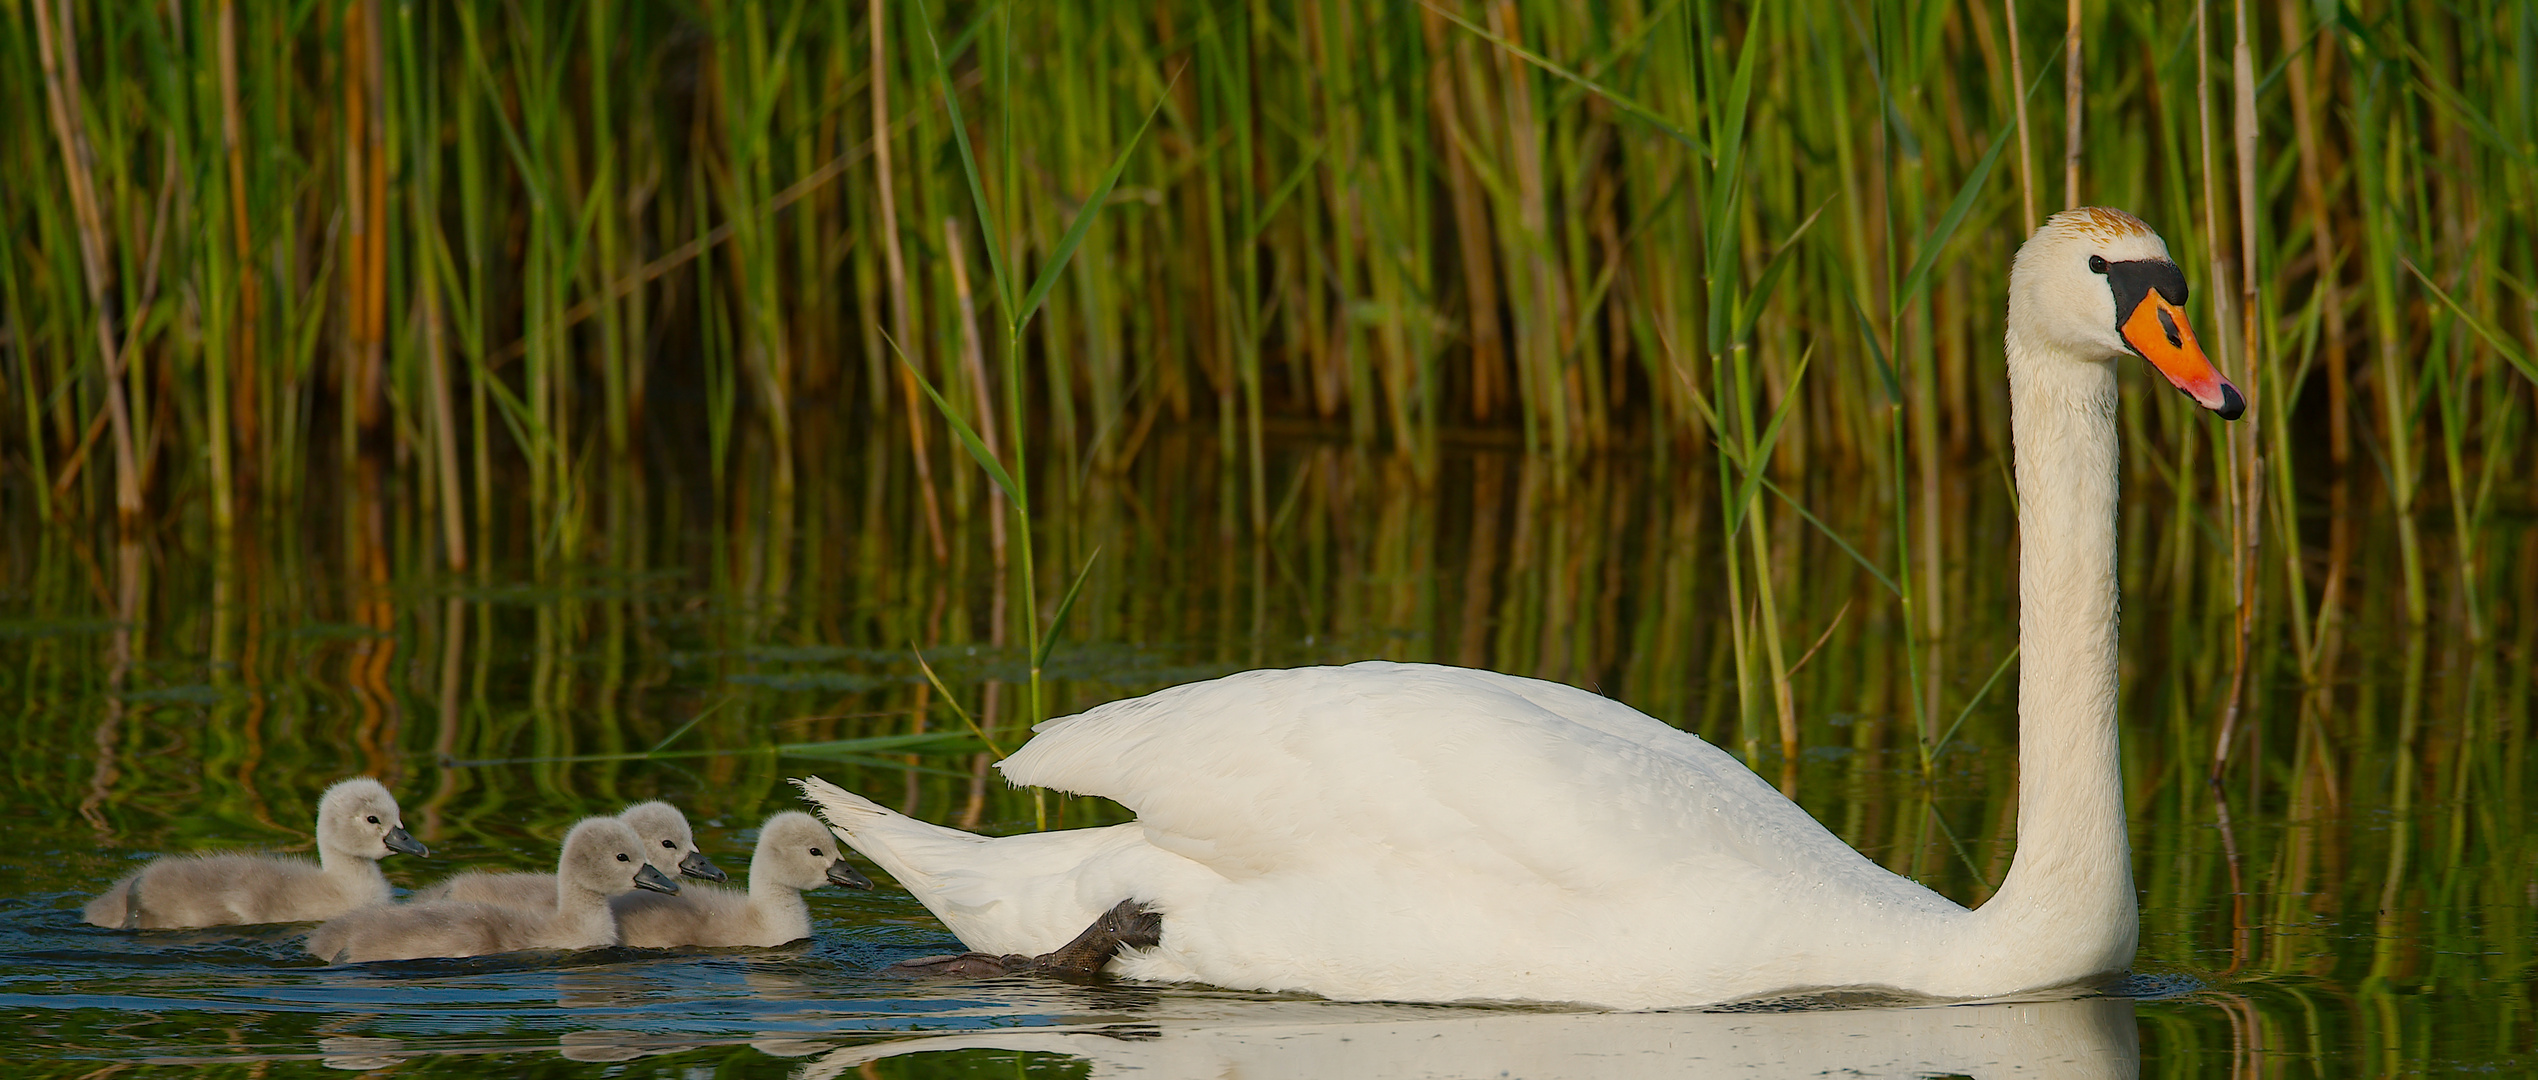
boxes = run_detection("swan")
[412,799,723,909]
[83,777,428,929]
[796,207,2242,1008]
[610,811,875,948]
[305,816,677,962]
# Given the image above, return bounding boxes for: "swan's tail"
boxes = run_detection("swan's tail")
[790,776,992,897]
[791,776,1137,956]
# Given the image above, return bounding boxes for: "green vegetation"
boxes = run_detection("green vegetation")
[3,1,2527,548]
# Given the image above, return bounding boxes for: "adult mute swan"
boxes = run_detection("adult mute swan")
[798,207,2241,1009]
[84,777,428,929]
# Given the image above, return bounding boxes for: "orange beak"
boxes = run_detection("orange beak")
[2121,292,2243,420]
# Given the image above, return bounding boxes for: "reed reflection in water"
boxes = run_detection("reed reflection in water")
[0,418,2529,1076]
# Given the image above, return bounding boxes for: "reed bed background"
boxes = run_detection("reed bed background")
[5,0,2532,757]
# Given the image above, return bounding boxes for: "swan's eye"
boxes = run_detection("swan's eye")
[616,853,630,862]
[366,816,379,824]
[2088,255,2108,274]
[661,839,675,849]
[809,848,823,857]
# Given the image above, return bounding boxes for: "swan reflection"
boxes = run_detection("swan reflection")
[795,993,2138,1079]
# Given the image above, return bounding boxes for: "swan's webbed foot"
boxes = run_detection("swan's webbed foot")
[887,900,1160,981]
[1031,899,1162,978]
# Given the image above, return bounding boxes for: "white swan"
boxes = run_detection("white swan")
[412,800,723,909]
[305,816,677,962]
[83,777,428,929]
[611,811,874,949]
[797,207,2241,1009]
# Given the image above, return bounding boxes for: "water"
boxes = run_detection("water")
[2,429,2529,1077]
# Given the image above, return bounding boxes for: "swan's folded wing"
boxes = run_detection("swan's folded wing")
[998,662,1933,904]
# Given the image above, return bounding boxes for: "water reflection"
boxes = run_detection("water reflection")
[2,426,2528,1075]
[797,995,2140,1080]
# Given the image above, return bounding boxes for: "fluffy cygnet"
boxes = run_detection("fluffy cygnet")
[83,777,428,929]
[306,816,678,962]
[613,812,873,948]
[413,800,723,909]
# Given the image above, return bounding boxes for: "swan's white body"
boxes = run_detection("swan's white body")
[801,209,2230,1009]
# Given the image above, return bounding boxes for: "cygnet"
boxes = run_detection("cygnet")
[613,812,873,948]
[306,816,678,962]
[413,800,722,909]
[83,777,428,929]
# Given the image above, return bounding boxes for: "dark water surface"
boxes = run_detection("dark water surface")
[2,430,2529,1077]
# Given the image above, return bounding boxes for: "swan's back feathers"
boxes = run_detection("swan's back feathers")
[999,662,1946,910]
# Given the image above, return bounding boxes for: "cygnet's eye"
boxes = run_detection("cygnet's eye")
[2088,254,2108,274]
[809,847,824,858]
[616,853,631,862]
[661,839,676,849]
[366,816,380,824]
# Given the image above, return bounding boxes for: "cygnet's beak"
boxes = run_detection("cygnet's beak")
[383,826,429,858]
[826,860,874,891]
[678,849,727,882]
[2120,287,2243,420]
[633,863,681,895]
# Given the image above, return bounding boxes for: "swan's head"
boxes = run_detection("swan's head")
[753,811,875,891]
[2010,207,2243,419]
[619,800,726,882]
[317,777,429,860]
[561,816,681,897]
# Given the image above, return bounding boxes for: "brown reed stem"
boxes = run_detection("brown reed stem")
[944,216,1010,596]
[216,0,254,516]
[2004,0,2037,234]
[344,0,389,445]
[2278,0,2346,466]
[30,0,142,527]
[1421,7,1503,424]
[874,0,948,562]
[2062,0,2082,207]
[421,247,466,571]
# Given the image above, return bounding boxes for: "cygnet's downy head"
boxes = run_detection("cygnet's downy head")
[752,812,874,891]
[2008,207,2244,420]
[618,801,726,882]
[316,778,429,860]
[560,817,681,898]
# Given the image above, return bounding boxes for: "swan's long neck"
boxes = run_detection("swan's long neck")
[1975,325,2136,977]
